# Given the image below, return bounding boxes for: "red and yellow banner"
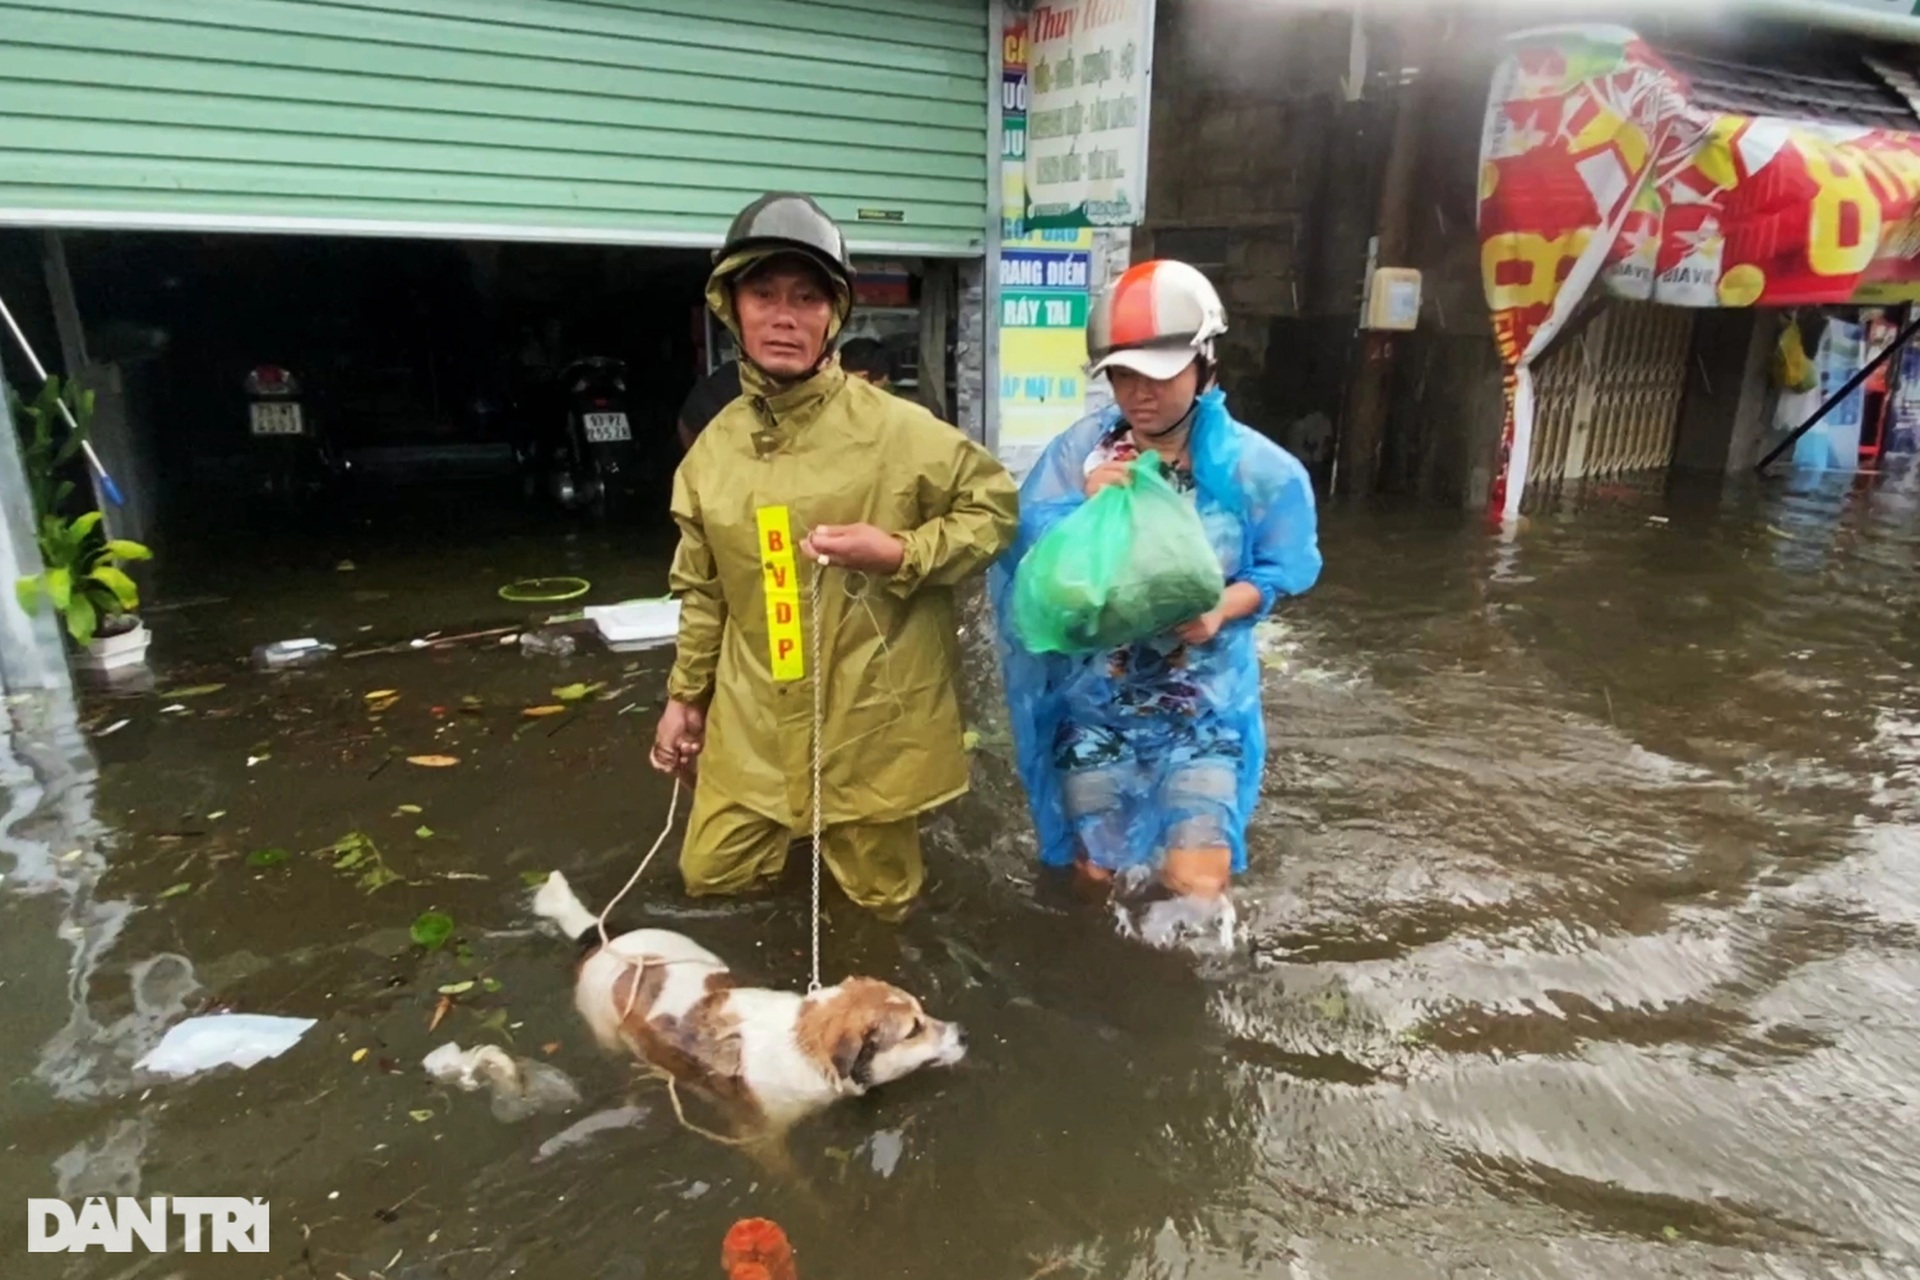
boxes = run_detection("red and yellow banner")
[1479,24,1920,518]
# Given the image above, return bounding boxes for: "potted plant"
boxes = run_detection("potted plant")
[10,376,154,670]
[16,509,152,669]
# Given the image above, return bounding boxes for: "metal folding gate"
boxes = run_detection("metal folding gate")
[1530,300,1695,487]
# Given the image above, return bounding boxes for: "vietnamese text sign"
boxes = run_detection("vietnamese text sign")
[1002,20,1034,240]
[999,228,1096,459]
[1024,0,1151,228]
[1000,250,1092,291]
[999,12,1100,466]
[1477,23,1920,518]
[1002,290,1090,328]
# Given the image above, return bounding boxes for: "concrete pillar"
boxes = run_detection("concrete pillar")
[1671,307,1773,475]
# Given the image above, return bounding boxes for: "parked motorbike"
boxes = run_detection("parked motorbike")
[523,356,635,515]
[243,363,342,508]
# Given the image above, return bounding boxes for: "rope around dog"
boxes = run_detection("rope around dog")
[649,1067,759,1147]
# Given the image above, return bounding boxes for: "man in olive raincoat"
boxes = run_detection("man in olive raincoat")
[653,192,1019,918]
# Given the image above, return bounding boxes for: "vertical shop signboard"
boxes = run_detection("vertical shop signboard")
[998,13,1098,473]
[1024,0,1152,229]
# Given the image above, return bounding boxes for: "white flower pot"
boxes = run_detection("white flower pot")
[78,619,151,673]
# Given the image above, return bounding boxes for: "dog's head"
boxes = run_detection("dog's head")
[796,977,967,1095]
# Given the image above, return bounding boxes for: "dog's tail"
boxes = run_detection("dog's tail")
[532,871,603,947]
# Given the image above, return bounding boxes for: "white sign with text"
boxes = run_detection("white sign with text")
[1024,0,1153,228]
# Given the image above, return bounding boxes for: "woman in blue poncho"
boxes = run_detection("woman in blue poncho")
[989,259,1322,946]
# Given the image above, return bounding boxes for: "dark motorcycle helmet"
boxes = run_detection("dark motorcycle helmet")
[714,191,856,289]
[705,192,857,348]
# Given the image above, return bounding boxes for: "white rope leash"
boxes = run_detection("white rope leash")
[809,553,827,993]
[598,775,682,951]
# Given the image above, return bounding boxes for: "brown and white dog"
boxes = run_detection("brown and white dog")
[532,871,967,1134]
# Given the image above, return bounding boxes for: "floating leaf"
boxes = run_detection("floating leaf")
[158,684,226,698]
[961,729,981,751]
[359,863,401,893]
[415,825,435,840]
[158,881,194,899]
[396,804,423,815]
[207,810,227,821]
[410,911,455,950]
[1662,1226,1681,1242]
[246,847,290,868]
[521,705,567,718]
[551,682,603,703]
[519,870,550,889]
[481,977,503,994]
[407,755,460,768]
[366,695,400,714]
[542,1041,560,1056]
[333,848,366,871]
[364,689,399,701]
[428,995,452,1033]
[475,1008,514,1044]
[351,1048,369,1064]
[437,980,475,996]
[408,1109,433,1123]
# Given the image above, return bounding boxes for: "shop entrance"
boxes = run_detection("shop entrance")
[49,230,715,550]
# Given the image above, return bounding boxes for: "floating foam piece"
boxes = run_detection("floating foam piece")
[135,1013,317,1077]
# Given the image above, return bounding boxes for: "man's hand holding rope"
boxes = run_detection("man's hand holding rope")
[651,698,706,783]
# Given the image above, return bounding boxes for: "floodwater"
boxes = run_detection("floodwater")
[7,468,1920,1279]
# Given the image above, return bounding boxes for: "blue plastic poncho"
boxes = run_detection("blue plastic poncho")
[987,389,1322,876]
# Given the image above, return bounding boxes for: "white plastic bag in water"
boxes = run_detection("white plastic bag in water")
[422,1042,580,1123]
[135,1013,317,1077]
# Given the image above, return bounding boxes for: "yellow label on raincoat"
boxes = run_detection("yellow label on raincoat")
[756,505,805,682]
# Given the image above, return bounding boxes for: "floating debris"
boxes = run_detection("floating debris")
[135,1013,317,1078]
[422,1042,580,1122]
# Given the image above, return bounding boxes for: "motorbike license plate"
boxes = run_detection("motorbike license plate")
[249,402,305,436]
[583,412,631,443]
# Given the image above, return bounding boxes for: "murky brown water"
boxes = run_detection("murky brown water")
[8,468,1920,1279]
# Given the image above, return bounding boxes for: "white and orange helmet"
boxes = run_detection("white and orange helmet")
[1086,259,1228,381]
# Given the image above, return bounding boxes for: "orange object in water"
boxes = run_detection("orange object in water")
[722,1218,796,1280]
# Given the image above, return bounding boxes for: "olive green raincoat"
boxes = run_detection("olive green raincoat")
[666,353,1020,838]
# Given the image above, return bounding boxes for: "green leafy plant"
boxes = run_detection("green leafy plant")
[15,375,90,522]
[10,376,151,646]
[15,510,151,645]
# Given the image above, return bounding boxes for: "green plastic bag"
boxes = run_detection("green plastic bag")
[1011,452,1227,655]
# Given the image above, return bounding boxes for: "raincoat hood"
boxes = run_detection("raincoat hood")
[705,246,854,393]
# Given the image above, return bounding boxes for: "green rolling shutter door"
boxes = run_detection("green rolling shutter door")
[0,0,989,254]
